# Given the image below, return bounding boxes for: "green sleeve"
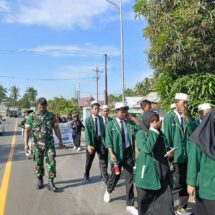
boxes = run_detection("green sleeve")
[187,142,202,186]
[105,123,113,149]
[25,115,33,129]
[136,130,159,154]
[163,114,173,148]
[84,119,91,146]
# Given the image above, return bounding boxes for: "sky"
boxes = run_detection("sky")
[0,0,153,100]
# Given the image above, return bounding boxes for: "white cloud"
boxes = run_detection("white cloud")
[0,0,10,12]
[22,44,120,57]
[0,0,121,29]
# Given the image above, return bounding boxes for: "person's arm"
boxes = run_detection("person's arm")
[163,115,173,148]
[187,141,202,196]
[24,128,31,153]
[53,126,63,149]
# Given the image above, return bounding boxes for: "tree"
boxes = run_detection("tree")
[134,77,154,96]
[155,73,215,114]
[0,85,7,103]
[134,0,215,77]
[25,87,38,103]
[9,86,20,105]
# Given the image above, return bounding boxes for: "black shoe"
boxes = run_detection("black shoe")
[47,179,57,192]
[36,177,44,190]
[84,174,89,183]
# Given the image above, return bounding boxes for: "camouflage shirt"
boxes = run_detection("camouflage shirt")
[25,110,58,146]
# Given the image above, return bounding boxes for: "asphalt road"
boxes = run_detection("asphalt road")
[0,118,137,215]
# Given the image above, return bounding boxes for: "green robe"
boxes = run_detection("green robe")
[187,142,215,200]
[135,129,162,190]
[105,118,135,165]
[84,115,105,147]
[163,111,196,163]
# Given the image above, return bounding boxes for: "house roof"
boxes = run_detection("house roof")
[138,92,160,103]
[78,97,104,107]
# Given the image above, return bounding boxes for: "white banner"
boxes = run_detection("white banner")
[54,121,73,145]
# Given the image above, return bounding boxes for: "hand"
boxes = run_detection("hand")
[110,153,117,162]
[87,145,95,154]
[150,120,162,130]
[164,148,174,158]
[58,141,64,149]
[187,185,196,197]
[24,145,29,154]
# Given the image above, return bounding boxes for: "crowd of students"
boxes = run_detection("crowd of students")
[83,93,214,215]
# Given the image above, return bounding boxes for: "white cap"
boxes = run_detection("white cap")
[198,103,211,112]
[170,103,176,109]
[91,100,100,106]
[115,102,128,110]
[175,93,188,101]
[101,105,109,110]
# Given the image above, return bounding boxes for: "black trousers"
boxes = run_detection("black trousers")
[107,147,134,206]
[195,197,215,215]
[136,178,174,215]
[73,132,81,147]
[173,162,189,209]
[85,142,109,184]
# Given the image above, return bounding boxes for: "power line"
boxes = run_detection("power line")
[0,75,94,81]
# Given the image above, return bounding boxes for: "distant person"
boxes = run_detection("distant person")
[135,111,174,215]
[61,117,67,123]
[24,97,63,192]
[104,102,138,215]
[84,101,109,185]
[187,109,215,215]
[71,113,85,151]
[196,103,212,125]
[138,100,152,122]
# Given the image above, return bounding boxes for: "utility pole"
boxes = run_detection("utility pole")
[93,67,103,101]
[76,82,80,101]
[104,54,108,105]
[105,0,125,102]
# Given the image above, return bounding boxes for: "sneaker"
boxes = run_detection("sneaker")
[73,146,77,149]
[176,208,192,215]
[77,147,81,151]
[104,189,111,203]
[126,206,138,215]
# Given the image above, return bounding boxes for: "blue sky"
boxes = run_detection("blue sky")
[0,0,153,100]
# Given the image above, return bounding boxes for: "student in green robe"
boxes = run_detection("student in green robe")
[136,111,175,215]
[84,100,108,184]
[104,102,138,215]
[137,100,152,122]
[187,109,215,215]
[164,93,196,215]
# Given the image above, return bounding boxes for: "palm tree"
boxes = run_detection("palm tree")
[25,87,38,103]
[9,86,20,105]
[0,85,7,103]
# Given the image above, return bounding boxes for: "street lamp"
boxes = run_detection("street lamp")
[105,0,125,103]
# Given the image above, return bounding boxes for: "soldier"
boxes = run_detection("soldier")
[84,101,109,185]
[164,93,196,215]
[24,97,63,192]
[104,102,138,215]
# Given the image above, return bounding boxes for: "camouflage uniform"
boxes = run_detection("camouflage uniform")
[25,111,58,179]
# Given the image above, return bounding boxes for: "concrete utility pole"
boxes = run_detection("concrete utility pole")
[104,54,108,105]
[93,67,103,101]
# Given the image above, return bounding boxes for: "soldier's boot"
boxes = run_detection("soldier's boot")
[36,176,44,190]
[47,179,57,192]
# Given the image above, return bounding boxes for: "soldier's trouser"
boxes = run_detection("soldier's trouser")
[33,145,56,179]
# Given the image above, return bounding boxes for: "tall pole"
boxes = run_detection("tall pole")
[119,0,125,103]
[104,54,108,105]
[93,67,102,101]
